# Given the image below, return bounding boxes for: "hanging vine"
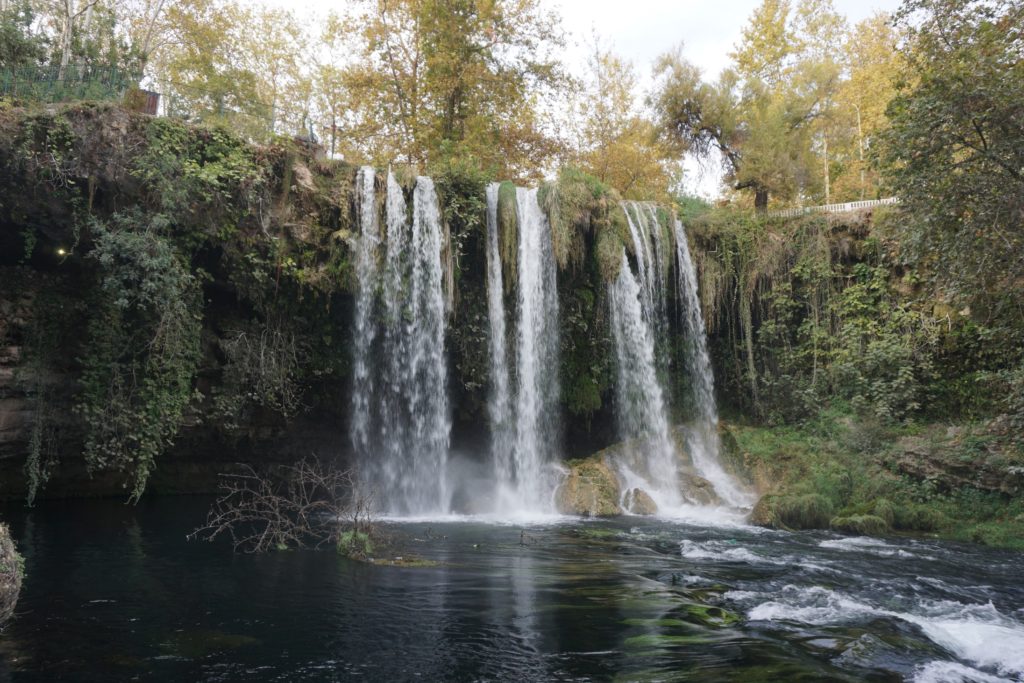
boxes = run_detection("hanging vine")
[76,212,202,500]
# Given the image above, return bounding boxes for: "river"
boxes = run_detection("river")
[1,497,1022,682]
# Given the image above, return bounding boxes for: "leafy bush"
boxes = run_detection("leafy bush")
[76,212,201,500]
[830,514,889,535]
[751,493,834,530]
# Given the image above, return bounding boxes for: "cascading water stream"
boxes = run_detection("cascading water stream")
[610,202,752,512]
[510,187,563,511]
[484,184,514,490]
[607,251,683,510]
[352,173,743,516]
[350,169,451,516]
[350,166,378,460]
[673,218,754,508]
[482,186,562,513]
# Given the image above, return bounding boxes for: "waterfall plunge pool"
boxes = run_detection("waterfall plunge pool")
[1,496,1022,682]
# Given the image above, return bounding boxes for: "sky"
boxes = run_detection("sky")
[554,0,904,81]
[547,0,905,196]
[287,0,906,196]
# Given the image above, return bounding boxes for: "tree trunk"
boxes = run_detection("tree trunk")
[823,133,830,204]
[58,0,74,81]
[754,188,768,213]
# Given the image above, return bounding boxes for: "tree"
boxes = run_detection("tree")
[879,0,1024,322]
[328,0,566,176]
[652,0,850,210]
[0,1,47,68]
[831,12,903,200]
[151,0,309,138]
[569,45,679,199]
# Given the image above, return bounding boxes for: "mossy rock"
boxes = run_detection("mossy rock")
[872,499,896,527]
[682,603,740,628]
[679,471,721,506]
[497,180,518,290]
[892,504,946,532]
[623,487,658,515]
[0,523,23,628]
[830,514,890,536]
[556,458,622,517]
[749,494,834,530]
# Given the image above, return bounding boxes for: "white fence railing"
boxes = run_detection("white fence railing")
[767,197,900,219]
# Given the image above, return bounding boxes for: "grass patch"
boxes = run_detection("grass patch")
[729,412,1024,549]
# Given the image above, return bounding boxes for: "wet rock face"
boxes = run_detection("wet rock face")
[678,471,720,506]
[0,523,23,628]
[895,434,1024,496]
[0,291,32,460]
[555,458,622,517]
[623,488,657,515]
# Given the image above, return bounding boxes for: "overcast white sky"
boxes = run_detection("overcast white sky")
[552,0,904,82]
[286,0,906,195]
[548,0,904,196]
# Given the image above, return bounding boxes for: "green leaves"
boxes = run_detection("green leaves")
[76,213,202,501]
[879,0,1024,323]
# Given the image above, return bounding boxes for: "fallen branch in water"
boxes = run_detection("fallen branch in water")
[189,457,376,554]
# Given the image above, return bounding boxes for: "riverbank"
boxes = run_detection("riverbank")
[724,410,1024,550]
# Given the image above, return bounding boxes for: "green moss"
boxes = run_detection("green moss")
[338,530,374,559]
[751,493,834,530]
[873,498,896,526]
[682,604,740,627]
[538,167,613,273]
[497,180,518,289]
[830,514,890,535]
[560,285,611,418]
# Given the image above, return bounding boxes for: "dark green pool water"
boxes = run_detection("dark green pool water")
[1,497,1022,681]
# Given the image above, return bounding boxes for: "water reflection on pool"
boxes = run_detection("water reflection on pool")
[1,497,1022,682]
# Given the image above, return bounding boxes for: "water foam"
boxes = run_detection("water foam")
[740,584,1024,678]
[913,661,1015,683]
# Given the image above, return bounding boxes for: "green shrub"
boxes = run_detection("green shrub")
[873,498,896,527]
[830,514,889,536]
[892,503,945,532]
[76,212,202,500]
[338,530,374,560]
[750,493,834,530]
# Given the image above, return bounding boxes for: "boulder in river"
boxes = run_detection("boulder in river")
[0,522,23,628]
[623,488,658,515]
[555,458,622,517]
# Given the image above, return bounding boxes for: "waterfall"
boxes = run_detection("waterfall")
[609,202,752,512]
[485,184,514,490]
[350,166,378,460]
[482,186,562,513]
[673,218,754,508]
[623,202,672,366]
[607,251,683,510]
[350,169,451,515]
[510,187,562,510]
